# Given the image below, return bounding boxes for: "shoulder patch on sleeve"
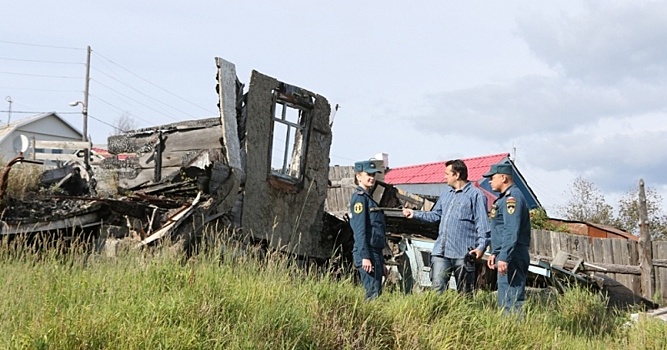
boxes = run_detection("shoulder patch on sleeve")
[506,197,516,215]
[353,202,364,214]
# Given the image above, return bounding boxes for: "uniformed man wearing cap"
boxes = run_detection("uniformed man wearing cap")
[350,160,387,300]
[483,163,531,315]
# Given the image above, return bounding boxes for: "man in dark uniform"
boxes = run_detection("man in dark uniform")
[483,163,531,315]
[350,160,387,300]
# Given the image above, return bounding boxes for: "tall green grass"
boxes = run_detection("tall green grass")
[0,234,665,349]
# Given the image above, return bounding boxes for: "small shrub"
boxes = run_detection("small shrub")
[1,162,42,200]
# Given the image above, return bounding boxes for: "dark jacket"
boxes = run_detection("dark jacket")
[490,184,531,264]
[349,186,386,265]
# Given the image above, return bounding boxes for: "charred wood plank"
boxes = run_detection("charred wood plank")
[154,130,163,182]
[215,57,243,178]
[136,192,202,247]
[208,162,231,194]
[138,181,195,195]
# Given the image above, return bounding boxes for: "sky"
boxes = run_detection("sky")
[2,1,667,217]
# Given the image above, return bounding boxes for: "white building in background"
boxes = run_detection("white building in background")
[0,112,83,161]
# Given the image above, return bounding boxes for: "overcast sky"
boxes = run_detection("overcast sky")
[2,1,666,216]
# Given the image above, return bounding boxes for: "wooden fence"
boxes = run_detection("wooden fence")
[531,229,667,304]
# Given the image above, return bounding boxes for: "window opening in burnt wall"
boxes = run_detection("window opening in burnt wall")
[269,84,314,185]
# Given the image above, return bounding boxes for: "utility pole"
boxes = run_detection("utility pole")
[83,45,91,142]
[4,96,11,127]
[638,178,654,300]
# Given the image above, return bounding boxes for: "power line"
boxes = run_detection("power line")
[0,56,82,65]
[91,67,198,119]
[89,94,155,125]
[0,110,80,115]
[0,70,81,79]
[0,86,80,93]
[88,113,120,130]
[0,40,83,51]
[89,81,180,122]
[93,50,215,115]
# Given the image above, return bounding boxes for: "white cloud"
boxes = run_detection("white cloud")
[522,113,667,192]
[517,1,667,84]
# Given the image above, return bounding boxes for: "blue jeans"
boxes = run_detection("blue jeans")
[430,256,466,294]
[357,249,384,300]
[497,257,529,315]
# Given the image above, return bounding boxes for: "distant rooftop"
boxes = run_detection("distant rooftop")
[384,153,509,184]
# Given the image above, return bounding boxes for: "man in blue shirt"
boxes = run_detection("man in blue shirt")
[403,159,491,294]
[484,163,531,315]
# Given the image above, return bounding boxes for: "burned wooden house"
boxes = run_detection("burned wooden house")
[1,57,339,261]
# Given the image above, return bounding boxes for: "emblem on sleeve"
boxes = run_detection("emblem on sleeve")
[353,202,364,214]
[507,197,516,215]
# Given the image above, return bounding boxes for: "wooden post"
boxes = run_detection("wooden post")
[638,179,654,299]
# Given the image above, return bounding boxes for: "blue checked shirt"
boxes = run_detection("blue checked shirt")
[413,182,491,258]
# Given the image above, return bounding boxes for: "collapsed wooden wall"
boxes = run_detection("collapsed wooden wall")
[104,118,225,189]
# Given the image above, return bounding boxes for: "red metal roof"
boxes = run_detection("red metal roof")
[91,147,131,161]
[384,153,509,184]
[473,182,498,211]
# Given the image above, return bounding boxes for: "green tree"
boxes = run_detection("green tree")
[616,185,667,240]
[559,176,616,226]
[530,208,569,232]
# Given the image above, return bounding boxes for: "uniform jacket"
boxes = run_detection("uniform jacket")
[349,186,386,264]
[490,184,531,263]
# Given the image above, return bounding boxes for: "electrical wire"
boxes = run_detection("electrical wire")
[90,80,180,122]
[0,70,81,79]
[91,67,198,119]
[87,113,123,130]
[89,94,154,125]
[0,56,82,65]
[0,110,80,115]
[0,86,80,93]
[93,50,215,114]
[0,40,84,50]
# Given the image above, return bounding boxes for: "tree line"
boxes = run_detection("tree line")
[558,177,667,240]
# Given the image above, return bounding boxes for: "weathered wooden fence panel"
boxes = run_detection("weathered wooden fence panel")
[325,165,357,219]
[531,230,666,304]
[654,240,667,303]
